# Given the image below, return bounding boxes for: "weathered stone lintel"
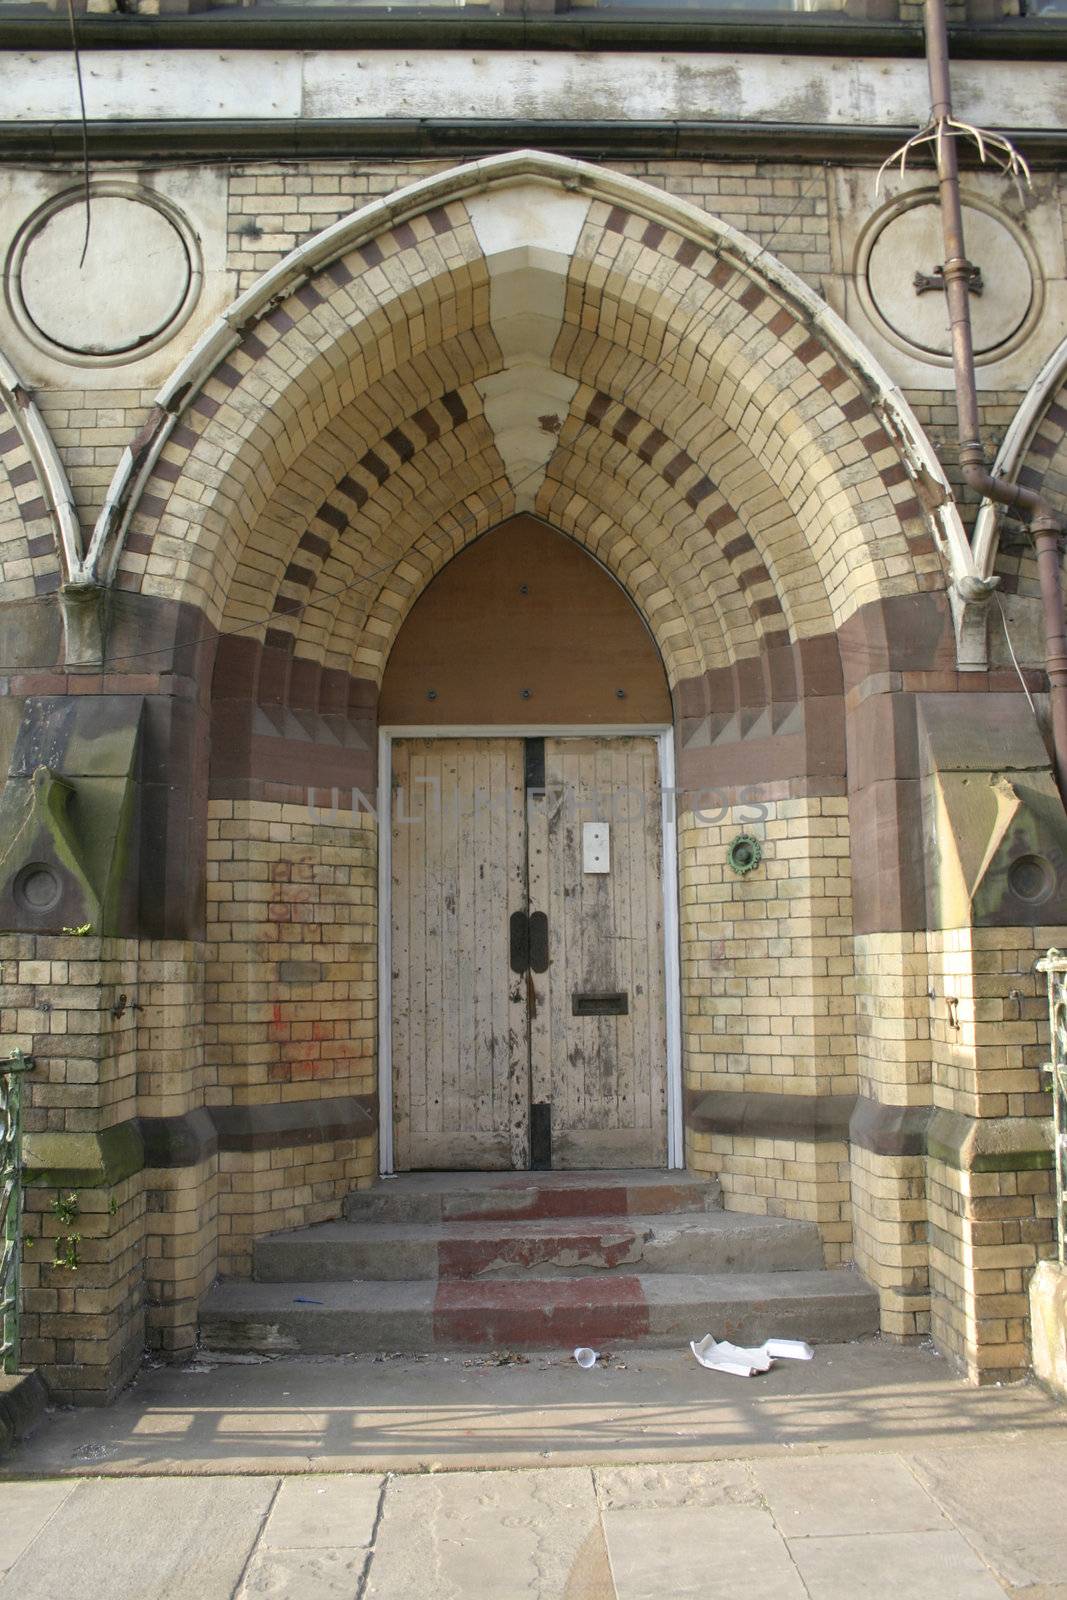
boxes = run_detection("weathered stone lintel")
[925,1107,1055,1173]
[685,1086,855,1144]
[23,1119,145,1189]
[849,1096,931,1159]
[686,1087,1052,1171]
[202,1094,378,1157]
[24,1093,379,1183]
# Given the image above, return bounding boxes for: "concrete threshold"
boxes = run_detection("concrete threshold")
[1,1339,1064,1480]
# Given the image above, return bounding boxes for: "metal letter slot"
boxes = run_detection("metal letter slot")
[572,991,629,1017]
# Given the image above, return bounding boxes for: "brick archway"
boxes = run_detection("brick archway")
[94,152,964,684]
[120,151,968,1276]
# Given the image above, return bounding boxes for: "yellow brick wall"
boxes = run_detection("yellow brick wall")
[218,1138,376,1279]
[204,798,378,1276]
[144,1158,219,1358]
[924,926,1057,1380]
[680,795,856,1260]
[853,931,932,1104]
[927,927,1048,1119]
[850,1144,930,1339]
[679,797,855,1100]
[204,800,377,1106]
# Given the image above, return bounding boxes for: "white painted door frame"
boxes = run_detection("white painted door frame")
[377,724,684,1175]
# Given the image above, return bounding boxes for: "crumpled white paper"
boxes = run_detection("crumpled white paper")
[689,1334,815,1377]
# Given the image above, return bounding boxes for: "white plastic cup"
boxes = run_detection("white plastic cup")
[573,1347,599,1368]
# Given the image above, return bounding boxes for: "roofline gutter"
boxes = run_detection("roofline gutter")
[2,12,1067,59]
[4,118,1067,169]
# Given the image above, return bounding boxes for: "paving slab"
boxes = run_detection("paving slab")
[238,1545,370,1600]
[786,1529,1007,1600]
[362,1467,600,1599]
[753,1451,946,1537]
[0,1476,278,1600]
[910,1440,1067,1589]
[0,1447,1065,1600]
[260,1475,384,1549]
[603,1504,806,1600]
[593,1459,758,1510]
[0,1478,78,1573]
[1,1341,1063,1478]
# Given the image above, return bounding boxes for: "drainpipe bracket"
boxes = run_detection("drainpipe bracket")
[952,574,999,672]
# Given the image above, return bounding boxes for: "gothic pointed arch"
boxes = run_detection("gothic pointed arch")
[86,150,968,711]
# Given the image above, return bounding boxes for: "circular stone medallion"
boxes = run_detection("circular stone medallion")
[13,862,61,914]
[16,192,193,359]
[865,199,1035,361]
[1008,852,1056,906]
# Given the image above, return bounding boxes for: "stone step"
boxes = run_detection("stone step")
[341,1169,722,1225]
[254,1210,824,1283]
[199,1269,878,1355]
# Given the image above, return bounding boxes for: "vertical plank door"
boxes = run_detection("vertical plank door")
[528,736,668,1168]
[391,738,530,1169]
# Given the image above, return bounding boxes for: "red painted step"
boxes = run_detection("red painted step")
[434,1276,651,1347]
[254,1212,825,1282]
[342,1169,722,1225]
[199,1269,879,1354]
[199,1169,879,1356]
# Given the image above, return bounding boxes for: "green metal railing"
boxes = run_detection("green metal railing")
[0,1049,33,1375]
[1037,951,1067,1268]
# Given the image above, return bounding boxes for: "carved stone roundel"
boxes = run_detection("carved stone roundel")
[16,192,193,359]
[866,199,1034,360]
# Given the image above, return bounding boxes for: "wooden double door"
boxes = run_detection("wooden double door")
[390,735,669,1170]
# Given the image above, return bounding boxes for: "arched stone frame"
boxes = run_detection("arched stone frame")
[0,348,81,601]
[0,154,1055,1398]
[83,150,969,629]
[972,331,1067,580]
[969,335,1067,672]
[69,150,971,1273]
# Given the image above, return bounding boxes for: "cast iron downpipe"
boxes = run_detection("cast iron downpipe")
[924,0,1067,803]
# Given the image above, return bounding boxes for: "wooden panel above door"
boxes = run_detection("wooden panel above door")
[379,515,672,727]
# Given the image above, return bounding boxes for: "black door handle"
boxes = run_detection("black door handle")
[529,911,549,973]
[509,910,529,974]
[510,910,549,974]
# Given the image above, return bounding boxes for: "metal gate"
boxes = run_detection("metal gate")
[1037,949,1067,1267]
[0,1049,33,1374]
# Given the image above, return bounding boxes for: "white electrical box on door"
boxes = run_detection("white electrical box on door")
[583,822,610,873]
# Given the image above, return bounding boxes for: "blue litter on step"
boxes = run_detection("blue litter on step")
[293,1297,325,1305]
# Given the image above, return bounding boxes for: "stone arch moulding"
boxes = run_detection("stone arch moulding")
[971,331,1067,578]
[0,347,82,584]
[84,149,975,665]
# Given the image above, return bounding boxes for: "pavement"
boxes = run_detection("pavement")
[0,1338,1065,1598]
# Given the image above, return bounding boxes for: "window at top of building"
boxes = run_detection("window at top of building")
[0,0,1062,22]
[0,0,906,19]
